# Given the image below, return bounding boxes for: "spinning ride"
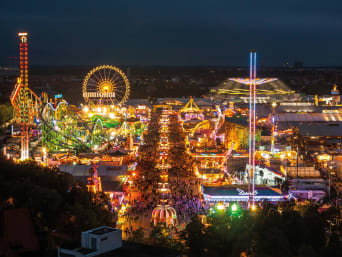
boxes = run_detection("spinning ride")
[82,65,130,105]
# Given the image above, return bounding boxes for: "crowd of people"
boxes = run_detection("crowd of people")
[122,109,205,235]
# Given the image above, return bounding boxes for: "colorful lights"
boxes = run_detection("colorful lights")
[228,203,242,217]
[229,78,278,85]
[216,203,225,210]
[249,50,257,206]
[82,65,130,105]
[83,106,89,113]
[231,203,238,212]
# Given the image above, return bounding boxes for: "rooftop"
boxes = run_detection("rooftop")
[96,241,181,257]
[89,227,118,235]
[203,185,282,196]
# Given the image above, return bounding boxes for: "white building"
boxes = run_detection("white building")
[245,164,285,186]
[288,178,327,201]
[58,226,122,257]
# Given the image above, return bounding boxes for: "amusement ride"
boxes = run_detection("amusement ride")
[9,32,145,160]
[82,65,130,105]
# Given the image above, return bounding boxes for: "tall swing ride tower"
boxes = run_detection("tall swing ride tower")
[248,50,257,207]
[230,51,278,207]
[19,32,29,160]
[10,33,41,161]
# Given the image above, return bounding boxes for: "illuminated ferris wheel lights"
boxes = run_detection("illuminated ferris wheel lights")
[82,65,130,105]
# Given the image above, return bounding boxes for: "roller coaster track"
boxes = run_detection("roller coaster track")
[10,78,41,123]
[40,101,105,153]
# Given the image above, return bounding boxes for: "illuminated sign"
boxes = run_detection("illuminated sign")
[83,92,116,98]
[237,188,258,196]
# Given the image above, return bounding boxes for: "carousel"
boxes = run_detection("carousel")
[152,203,177,226]
[160,170,169,182]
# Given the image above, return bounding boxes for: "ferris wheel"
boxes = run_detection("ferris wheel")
[82,65,130,105]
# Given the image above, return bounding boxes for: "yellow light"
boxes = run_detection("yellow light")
[251,204,257,212]
[103,107,107,113]
[42,147,46,154]
[83,106,89,113]
[97,107,101,113]
[272,102,277,108]
[216,204,225,210]
[109,113,115,119]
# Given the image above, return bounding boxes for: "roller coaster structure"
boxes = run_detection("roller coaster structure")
[40,101,105,153]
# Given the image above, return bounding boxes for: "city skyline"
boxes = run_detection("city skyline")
[1,0,342,66]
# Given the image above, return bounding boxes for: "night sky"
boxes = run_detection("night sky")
[1,0,342,66]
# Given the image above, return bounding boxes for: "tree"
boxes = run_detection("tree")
[129,228,145,243]
[0,104,13,125]
[297,245,318,257]
[150,224,183,251]
[184,201,332,257]
[0,158,116,248]
[183,216,206,257]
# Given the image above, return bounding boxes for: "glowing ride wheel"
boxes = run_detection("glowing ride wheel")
[83,65,130,105]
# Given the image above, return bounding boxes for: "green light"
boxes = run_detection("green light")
[231,203,238,212]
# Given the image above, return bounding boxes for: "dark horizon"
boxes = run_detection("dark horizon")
[3,63,342,68]
[1,1,342,66]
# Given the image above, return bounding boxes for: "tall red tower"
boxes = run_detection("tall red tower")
[19,32,29,160]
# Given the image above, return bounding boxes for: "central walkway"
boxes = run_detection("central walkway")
[121,109,204,240]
